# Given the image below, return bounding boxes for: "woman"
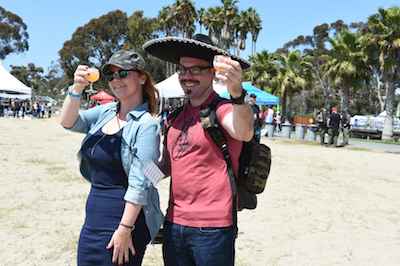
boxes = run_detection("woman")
[60,50,164,266]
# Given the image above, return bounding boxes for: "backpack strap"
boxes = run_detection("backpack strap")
[164,105,184,149]
[199,97,238,236]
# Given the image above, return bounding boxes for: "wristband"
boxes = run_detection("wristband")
[119,222,135,231]
[67,85,82,99]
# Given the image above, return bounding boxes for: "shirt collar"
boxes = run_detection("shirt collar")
[109,101,149,120]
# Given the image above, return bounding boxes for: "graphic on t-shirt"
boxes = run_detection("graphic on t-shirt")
[169,110,201,161]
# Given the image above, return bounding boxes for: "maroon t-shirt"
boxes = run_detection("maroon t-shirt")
[164,92,242,227]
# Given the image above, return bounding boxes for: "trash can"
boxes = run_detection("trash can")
[266,124,275,137]
[281,123,292,138]
[295,124,306,139]
[307,124,318,141]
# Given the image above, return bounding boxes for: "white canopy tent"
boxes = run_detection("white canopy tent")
[0,61,32,99]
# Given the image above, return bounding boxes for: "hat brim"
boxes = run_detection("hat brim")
[142,37,252,70]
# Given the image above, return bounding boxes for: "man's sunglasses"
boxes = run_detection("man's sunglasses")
[105,69,137,82]
[177,65,212,75]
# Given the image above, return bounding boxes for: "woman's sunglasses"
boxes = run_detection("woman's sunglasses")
[105,69,137,82]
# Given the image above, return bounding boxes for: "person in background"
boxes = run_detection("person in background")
[341,109,351,146]
[159,105,170,135]
[326,107,341,148]
[264,105,274,125]
[316,108,329,145]
[249,93,262,142]
[47,101,52,118]
[60,50,164,266]
[274,111,282,133]
[144,34,254,266]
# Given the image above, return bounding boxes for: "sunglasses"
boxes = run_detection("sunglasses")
[105,69,137,82]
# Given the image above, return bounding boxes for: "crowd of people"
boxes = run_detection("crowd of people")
[0,98,53,119]
[316,107,351,147]
[248,95,282,142]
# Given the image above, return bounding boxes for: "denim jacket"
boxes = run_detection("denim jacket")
[66,101,164,244]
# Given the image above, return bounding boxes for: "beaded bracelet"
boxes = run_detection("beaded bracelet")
[67,85,82,99]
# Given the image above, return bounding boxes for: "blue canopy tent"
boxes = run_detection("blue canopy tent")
[219,82,279,105]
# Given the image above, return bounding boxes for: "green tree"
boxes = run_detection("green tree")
[271,50,313,124]
[321,29,368,112]
[0,7,29,60]
[203,6,224,46]
[233,9,250,55]
[122,11,166,82]
[197,8,206,34]
[158,5,175,36]
[247,7,262,55]
[244,50,277,91]
[220,0,238,50]
[10,63,43,93]
[172,0,197,38]
[124,11,160,52]
[362,6,400,141]
[283,21,347,110]
[58,10,128,94]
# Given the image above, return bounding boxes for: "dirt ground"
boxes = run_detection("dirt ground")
[1,116,399,265]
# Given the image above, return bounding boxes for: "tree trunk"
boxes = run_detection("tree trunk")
[382,78,395,141]
[341,77,350,111]
[281,91,287,123]
[285,87,292,124]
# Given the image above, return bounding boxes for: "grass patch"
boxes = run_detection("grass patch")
[25,158,50,165]
[46,166,67,175]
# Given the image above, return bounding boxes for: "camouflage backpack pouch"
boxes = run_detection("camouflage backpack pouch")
[238,137,271,194]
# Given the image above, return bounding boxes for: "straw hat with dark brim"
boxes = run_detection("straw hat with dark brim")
[142,34,252,70]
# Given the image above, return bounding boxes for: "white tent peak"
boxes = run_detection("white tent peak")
[0,61,32,99]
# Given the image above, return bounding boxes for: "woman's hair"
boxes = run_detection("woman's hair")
[136,67,159,116]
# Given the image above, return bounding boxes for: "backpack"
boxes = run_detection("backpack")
[165,97,271,211]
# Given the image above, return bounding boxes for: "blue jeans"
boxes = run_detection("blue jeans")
[162,221,235,266]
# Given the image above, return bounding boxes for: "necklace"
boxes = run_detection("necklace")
[90,112,120,155]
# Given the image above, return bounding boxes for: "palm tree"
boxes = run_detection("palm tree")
[197,8,206,34]
[321,29,368,112]
[172,0,197,38]
[271,50,313,124]
[158,5,174,36]
[362,6,400,141]
[158,6,176,77]
[203,6,224,46]
[247,7,262,55]
[244,50,277,91]
[233,10,251,56]
[220,0,238,50]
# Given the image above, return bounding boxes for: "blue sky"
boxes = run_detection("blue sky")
[1,0,397,75]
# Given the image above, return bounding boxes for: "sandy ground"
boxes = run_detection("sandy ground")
[0,116,399,266]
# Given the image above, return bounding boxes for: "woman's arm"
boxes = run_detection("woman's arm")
[60,65,91,128]
[107,202,142,265]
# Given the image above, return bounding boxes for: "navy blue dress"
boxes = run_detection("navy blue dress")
[78,128,151,265]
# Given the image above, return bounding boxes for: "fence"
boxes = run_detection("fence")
[291,117,316,132]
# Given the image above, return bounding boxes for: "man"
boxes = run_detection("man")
[249,93,262,142]
[316,108,329,145]
[264,105,274,125]
[143,34,254,265]
[326,107,341,147]
[274,111,282,133]
[341,109,351,146]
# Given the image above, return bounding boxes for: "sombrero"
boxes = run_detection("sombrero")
[142,34,252,70]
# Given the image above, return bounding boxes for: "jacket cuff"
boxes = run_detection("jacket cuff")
[124,187,148,206]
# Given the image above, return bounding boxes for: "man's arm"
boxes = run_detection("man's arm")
[158,144,171,178]
[214,57,254,142]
